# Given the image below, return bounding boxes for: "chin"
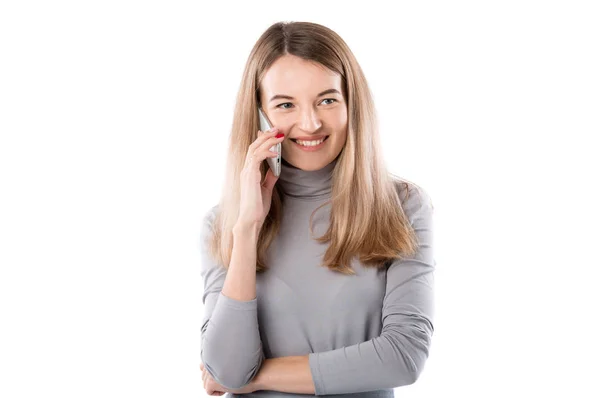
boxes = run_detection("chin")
[284,156,333,171]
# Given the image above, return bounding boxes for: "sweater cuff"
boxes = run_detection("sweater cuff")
[308,352,325,395]
[217,291,258,310]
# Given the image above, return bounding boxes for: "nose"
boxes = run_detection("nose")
[298,106,322,132]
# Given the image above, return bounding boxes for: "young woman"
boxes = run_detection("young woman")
[199,21,435,397]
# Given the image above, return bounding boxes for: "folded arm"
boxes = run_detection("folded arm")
[256,186,435,395]
[199,207,264,389]
[310,186,435,394]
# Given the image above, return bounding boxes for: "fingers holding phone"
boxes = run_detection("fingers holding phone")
[244,128,284,167]
[237,128,285,231]
[258,107,282,177]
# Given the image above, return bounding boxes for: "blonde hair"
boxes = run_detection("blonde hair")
[207,21,422,275]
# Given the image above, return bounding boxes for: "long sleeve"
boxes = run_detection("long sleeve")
[199,206,265,389]
[308,185,435,395]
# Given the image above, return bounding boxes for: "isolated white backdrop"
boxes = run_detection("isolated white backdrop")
[1,1,598,397]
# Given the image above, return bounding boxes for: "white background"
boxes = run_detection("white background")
[1,1,599,397]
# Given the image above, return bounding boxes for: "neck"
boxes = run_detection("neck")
[276,157,337,200]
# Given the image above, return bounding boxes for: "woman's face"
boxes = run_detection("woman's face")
[259,54,348,171]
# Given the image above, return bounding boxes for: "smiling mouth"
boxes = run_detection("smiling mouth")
[290,136,330,144]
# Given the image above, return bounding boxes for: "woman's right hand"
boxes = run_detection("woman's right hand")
[236,127,285,233]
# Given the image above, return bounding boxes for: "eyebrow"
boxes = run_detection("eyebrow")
[268,88,342,103]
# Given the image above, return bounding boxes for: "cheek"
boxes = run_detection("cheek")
[333,112,348,141]
[334,132,348,148]
[328,130,347,151]
[322,109,347,137]
[333,108,348,127]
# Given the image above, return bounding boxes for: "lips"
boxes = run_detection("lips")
[290,135,330,152]
[290,135,329,143]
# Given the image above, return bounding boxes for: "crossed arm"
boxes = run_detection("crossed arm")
[252,355,315,394]
[200,186,435,394]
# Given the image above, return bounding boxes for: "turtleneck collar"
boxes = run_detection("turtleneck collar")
[276,156,337,200]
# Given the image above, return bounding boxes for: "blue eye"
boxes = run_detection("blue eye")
[276,98,338,109]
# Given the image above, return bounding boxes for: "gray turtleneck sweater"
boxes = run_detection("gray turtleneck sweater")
[199,157,435,397]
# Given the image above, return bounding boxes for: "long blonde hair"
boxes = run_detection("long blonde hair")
[207,21,422,275]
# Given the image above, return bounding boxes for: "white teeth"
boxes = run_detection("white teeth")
[296,138,325,146]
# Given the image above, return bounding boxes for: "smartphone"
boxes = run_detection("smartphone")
[258,107,281,177]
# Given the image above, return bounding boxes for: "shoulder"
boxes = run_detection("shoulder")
[199,204,222,268]
[202,204,219,226]
[391,177,434,226]
[200,204,220,241]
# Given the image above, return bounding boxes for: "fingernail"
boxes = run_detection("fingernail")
[275,133,284,138]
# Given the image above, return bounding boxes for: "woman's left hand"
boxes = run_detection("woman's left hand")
[200,362,259,396]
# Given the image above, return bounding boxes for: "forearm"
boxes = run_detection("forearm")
[254,356,316,394]
[222,222,259,301]
[201,222,264,389]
